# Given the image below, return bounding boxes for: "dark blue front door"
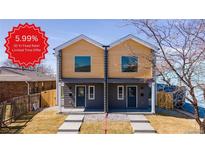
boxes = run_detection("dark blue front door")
[76,86,85,107]
[127,87,137,108]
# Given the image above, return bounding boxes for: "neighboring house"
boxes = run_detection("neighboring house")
[0,67,56,102]
[54,34,158,113]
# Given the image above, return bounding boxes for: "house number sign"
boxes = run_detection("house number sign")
[4,23,49,67]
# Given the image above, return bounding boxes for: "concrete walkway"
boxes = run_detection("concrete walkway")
[128,114,156,134]
[57,113,156,134]
[58,114,84,134]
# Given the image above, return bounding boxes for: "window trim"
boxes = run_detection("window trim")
[117,85,124,100]
[74,55,92,73]
[120,56,138,73]
[88,85,95,100]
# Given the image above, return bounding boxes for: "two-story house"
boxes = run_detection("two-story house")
[54,34,158,113]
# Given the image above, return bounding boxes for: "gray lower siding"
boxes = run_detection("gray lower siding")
[63,83,104,110]
[108,83,151,110]
[63,82,151,111]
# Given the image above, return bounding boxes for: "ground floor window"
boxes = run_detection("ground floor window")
[117,85,124,100]
[88,85,95,100]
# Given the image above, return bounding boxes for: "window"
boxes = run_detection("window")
[75,56,91,72]
[117,86,124,100]
[121,56,138,72]
[88,86,95,100]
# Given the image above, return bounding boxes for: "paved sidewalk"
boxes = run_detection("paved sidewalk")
[128,114,156,134]
[58,114,84,134]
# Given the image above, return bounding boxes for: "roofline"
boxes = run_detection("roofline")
[0,66,34,71]
[0,67,26,75]
[109,34,159,51]
[0,66,55,82]
[53,34,104,51]
[0,79,55,82]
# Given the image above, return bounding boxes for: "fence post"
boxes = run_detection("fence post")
[40,93,42,108]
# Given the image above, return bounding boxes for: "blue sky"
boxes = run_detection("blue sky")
[0,19,145,72]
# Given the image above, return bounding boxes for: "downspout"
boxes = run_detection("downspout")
[103,45,109,113]
[151,49,156,113]
[55,49,62,113]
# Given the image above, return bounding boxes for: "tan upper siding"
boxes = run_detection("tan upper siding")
[61,39,104,78]
[108,39,153,79]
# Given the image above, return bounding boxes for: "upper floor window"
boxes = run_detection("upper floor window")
[121,56,138,72]
[75,56,91,72]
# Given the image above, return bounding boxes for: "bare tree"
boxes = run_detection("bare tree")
[3,59,20,68]
[35,63,54,76]
[128,19,205,133]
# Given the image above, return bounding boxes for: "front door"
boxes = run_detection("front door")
[127,86,137,108]
[76,86,85,107]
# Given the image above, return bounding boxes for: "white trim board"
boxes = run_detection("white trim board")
[54,34,104,51]
[109,34,159,50]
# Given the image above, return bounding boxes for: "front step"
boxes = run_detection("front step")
[65,115,84,122]
[57,131,79,134]
[130,120,149,123]
[128,115,149,122]
[58,122,82,132]
[57,114,85,134]
[134,131,156,134]
[131,122,156,133]
[133,130,157,133]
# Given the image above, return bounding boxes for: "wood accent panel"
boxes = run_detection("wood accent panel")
[108,39,153,79]
[61,40,104,78]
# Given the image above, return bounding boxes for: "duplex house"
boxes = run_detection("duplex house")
[54,34,158,113]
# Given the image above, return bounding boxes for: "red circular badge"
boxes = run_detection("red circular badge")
[4,23,49,68]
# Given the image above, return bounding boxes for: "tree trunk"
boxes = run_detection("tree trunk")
[200,125,205,134]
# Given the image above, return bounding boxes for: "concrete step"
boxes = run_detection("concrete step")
[65,115,84,122]
[131,122,155,132]
[57,131,79,134]
[128,115,149,122]
[133,129,156,133]
[64,120,83,122]
[134,131,156,134]
[58,122,82,132]
[130,120,149,123]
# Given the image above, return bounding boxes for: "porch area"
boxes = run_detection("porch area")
[57,78,156,113]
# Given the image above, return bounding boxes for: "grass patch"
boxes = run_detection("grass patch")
[146,109,200,134]
[0,108,66,134]
[80,121,133,134]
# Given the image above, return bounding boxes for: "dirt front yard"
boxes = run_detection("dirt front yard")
[1,107,200,134]
[80,121,133,134]
[146,109,200,134]
[0,107,66,134]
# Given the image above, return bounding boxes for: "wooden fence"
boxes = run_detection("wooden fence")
[0,89,56,127]
[41,89,56,107]
[157,91,174,110]
[0,93,40,127]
